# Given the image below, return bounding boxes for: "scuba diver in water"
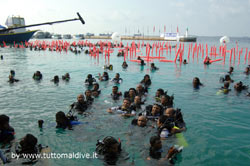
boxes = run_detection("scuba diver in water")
[56,111,72,130]
[98,72,109,81]
[68,94,88,116]
[155,88,165,102]
[160,94,174,110]
[96,136,129,165]
[147,136,183,164]
[150,63,159,71]
[92,83,101,97]
[141,103,163,121]
[8,70,19,83]
[111,86,122,101]
[193,77,203,89]
[122,61,128,69]
[0,114,15,144]
[234,81,248,92]
[131,116,148,127]
[62,73,70,81]
[85,74,96,87]
[10,134,49,165]
[33,71,43,81]
[111,73,123,84]
[157,115,185,139]
[164,108,186,129]
[107,98,136,117]
[85,90,94,105]
[51,75,59,84]
[140,74,151,88]
[228,67,234,75]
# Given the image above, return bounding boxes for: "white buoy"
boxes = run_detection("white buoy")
[111,32,121,44]
[220,36,230,44]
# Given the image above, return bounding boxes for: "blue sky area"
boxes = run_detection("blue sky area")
[1,0,250,37]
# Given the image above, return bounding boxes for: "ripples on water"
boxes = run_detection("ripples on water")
[0,37,250,165]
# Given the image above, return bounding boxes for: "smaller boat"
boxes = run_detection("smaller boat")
[0,16,37,43]
[0,13,85,44]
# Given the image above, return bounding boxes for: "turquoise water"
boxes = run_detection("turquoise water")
[0,37,250,166]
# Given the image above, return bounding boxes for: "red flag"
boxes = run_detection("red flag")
[164,25,166,33]
[153,26,155,33]
[177,26,179,33]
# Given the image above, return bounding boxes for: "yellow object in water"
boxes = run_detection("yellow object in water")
[216,89,229,95]
[173,126,188,147]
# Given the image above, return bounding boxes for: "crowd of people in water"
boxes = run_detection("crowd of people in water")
[1,50,250,165]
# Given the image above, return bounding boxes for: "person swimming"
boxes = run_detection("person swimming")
[0,114,15,144]
[220,82,231,94]
[183,59,188,64]
[96,136,122,165]
[51,75,59,84]
[69,94,88,115]
[85,74,96,87]
[56,111,72,130]
[155,88,166,102]
[160,94,174,110]
[157,116,185,139]
[62,73,70,81]
[138,56,145,66]
[136,84,148,97]
[85,90,94,105]
[111,73,123,84]
[204,57,211,65]
[220,74,234,83]
[164,108,186,129]
[92,83,101,97]
[150,63,159,71]
[8,75,19,83]
[12,134,49,165]
[98,72,109,81]
[131,116,148,127]
[142,104,163,120]
[130,96,144,111]
[244,66,250,75]
[124,88,136,103]
[148,136,182,164]
[33,71,43,81]
[140,74,152,88]
[193,77,203,89]
[228,67,234,75]
[122,61,128,69]
[234,81,248,92]
[111,86,122,100]
[107,98,136,117]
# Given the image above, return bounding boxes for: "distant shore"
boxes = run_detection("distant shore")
[85,35,166,41]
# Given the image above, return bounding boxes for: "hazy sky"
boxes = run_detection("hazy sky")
[1,0,250,37]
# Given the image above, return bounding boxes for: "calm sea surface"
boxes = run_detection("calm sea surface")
[0,36,250,166]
